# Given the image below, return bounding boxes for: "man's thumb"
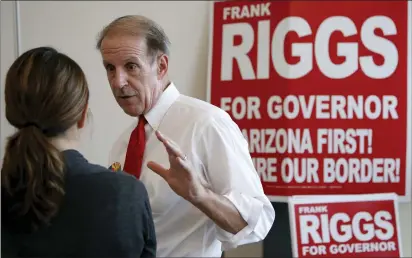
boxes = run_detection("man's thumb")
[147,161,169,179]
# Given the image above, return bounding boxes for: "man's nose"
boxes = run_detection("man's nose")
[112,70,128,89]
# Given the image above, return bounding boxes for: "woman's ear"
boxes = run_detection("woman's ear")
[77,103,89,129]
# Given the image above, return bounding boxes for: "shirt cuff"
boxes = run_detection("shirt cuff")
[216,190,264,250]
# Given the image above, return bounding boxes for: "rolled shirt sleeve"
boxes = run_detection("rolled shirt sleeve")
[197,111,276,250]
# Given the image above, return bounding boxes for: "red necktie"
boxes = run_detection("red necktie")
[124,116,146,178]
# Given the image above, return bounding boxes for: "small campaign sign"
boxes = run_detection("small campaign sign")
[288,193,402,257]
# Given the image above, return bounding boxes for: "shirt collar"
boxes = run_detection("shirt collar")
[144,82,180,130]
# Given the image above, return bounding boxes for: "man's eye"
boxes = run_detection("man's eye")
[105,65,115,72]
[127,63,138,70]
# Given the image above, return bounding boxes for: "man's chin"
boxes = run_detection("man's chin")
[123,110,139,117]
[122,107,140,117]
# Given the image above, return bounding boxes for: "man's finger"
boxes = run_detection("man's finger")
[176,156,191,172]
[156,131,185,159]
[147,161,170,179]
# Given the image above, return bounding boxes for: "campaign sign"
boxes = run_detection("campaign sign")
[288,193,402,257]
[207,0,411,202]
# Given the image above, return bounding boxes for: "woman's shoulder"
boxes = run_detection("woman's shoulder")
[68,162,147,197]
[62,150,148,198]
[90,167,147,195]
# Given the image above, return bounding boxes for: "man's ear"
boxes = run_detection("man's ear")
[157,54,168,80]
[78,103,89,129]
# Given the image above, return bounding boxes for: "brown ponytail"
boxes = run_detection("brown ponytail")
[2,126,65,231]
[1,47,89,232]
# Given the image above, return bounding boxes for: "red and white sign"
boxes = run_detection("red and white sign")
[288,193,403,257]
[207,0,412,202]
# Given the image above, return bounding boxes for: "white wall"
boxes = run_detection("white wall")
[0,1,410,257]
[0,1,18,159]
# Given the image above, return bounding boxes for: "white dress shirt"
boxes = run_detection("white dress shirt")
[109,83,275,257]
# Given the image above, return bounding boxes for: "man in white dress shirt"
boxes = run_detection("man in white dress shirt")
[96,15,275,257]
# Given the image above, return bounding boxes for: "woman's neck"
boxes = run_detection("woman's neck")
[50,127,80,151]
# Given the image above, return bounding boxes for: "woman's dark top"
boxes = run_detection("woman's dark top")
[1,149,156,258]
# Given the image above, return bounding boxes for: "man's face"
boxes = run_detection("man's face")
[100,34,166,117]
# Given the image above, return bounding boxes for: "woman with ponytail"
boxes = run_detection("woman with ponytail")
[1,47,156,257]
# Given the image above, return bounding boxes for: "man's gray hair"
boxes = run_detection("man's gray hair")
[96,15,171,57]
